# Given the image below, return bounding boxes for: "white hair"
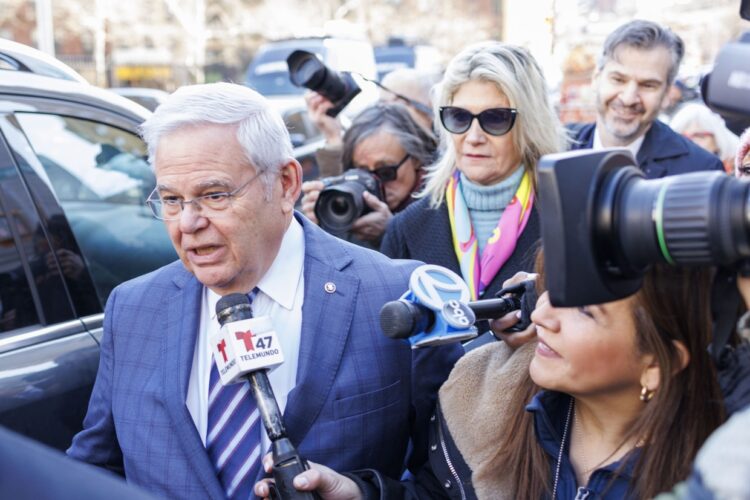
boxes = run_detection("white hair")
[420,41,568,207]
[140,82,293,196]
[670,102,739,160]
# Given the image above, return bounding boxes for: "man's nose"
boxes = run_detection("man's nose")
[178,202,209,233]
[619,81,640,105]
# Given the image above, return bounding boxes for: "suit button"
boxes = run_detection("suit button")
[430,414,436,422]
[444,479,452,489]
[430,444,437,451]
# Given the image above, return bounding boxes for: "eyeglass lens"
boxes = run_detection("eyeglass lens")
[372,154,410,182]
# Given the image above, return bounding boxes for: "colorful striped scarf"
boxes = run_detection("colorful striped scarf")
[446,170,534,300]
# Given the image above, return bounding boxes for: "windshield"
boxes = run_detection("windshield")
[246,45,327,96]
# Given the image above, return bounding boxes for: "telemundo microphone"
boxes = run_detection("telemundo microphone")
[379,265,525,347]
[211,294,319,500]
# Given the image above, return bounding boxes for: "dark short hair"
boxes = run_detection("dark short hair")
[341,102,438,170]
[598,20,684,85]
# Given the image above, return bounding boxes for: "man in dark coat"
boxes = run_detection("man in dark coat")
[570,20,723,177]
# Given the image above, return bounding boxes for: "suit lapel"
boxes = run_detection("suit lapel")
[284,216,358,447]
[162,267,226,500]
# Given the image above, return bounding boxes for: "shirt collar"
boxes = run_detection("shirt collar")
[256,216,305,310]
[593,126,646,160]
[206,216,305,319]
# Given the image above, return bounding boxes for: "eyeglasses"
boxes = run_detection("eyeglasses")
[354,154,411,183]
[739,164,750,177]
[146,172,262,220]
[439,106,518,136]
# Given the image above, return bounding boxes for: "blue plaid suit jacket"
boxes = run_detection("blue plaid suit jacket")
[67,213,462,499]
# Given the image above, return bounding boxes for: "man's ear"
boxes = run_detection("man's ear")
[278,159,302,213]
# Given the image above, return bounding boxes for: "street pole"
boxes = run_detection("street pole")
[35,0,55,57]
[94,0,107,86]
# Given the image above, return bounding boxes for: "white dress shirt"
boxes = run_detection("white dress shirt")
[186,217,305,452]
[593,126,646,159]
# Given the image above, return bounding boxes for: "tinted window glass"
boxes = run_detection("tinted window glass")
[16,113,177,306]
[0,214,39,332]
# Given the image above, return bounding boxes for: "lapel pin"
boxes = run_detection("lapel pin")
[324,282,336,294]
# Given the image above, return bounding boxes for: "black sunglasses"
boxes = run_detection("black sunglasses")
[353,154,411,183]
[439,106,518,136]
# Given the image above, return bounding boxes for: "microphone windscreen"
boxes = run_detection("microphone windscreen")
[216,293,253,326]
[380,301,420,339]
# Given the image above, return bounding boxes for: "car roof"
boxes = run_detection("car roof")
[0,70,151,124]
[109,87,170,99]
[0,38,88,84]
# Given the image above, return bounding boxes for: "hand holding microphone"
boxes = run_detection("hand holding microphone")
[379,265,537,348]
[211,294,319,500]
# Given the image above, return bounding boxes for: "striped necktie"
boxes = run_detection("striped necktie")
[207,288,262,499]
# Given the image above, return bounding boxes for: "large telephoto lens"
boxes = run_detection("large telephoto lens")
[286,50,361,118]
[603,170,750,271]
[287,50,351,104]
[538,149,750,307]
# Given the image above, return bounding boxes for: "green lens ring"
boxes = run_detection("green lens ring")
[654,182,675,265]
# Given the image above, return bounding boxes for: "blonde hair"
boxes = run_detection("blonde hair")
[420,41,567,207]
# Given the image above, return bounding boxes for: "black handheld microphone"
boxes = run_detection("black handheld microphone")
[215,294,318,500]
[380,295,521,340]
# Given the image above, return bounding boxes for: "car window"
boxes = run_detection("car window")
[284,109,321,147]
[0,212,39,332]
[15,113,177,307]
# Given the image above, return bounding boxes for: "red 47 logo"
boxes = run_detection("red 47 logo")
[235,330,274,352]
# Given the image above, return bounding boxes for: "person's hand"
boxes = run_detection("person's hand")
[349,192,393,243]
[305,92,343,146]
[254,453,364,500]
[54,249,85,280]
[489,271,537,349]
[301,180,325,225]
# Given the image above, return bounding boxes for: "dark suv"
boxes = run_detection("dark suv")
[0,52,179,450]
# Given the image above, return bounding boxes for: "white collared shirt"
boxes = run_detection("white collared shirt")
[186,217,305,452]
[593,126,646,160]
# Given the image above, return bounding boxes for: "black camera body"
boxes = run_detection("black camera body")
[315,169,384,233]
[286,50,361,118]
[537,149,750,307]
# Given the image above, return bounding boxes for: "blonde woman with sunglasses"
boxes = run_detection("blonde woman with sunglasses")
[381,42,567,338]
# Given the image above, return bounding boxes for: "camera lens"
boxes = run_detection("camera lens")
[286,50,361,118]
[288,52,326,89]
[314,170,382,233]
[330,196,350,217]
[316,189,364,232]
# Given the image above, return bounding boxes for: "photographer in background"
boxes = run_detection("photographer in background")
[571,20,724,177]
[306,68,437,177]
[300,102,437,246]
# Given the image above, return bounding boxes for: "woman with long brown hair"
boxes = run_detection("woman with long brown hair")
[255,263,725,499]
